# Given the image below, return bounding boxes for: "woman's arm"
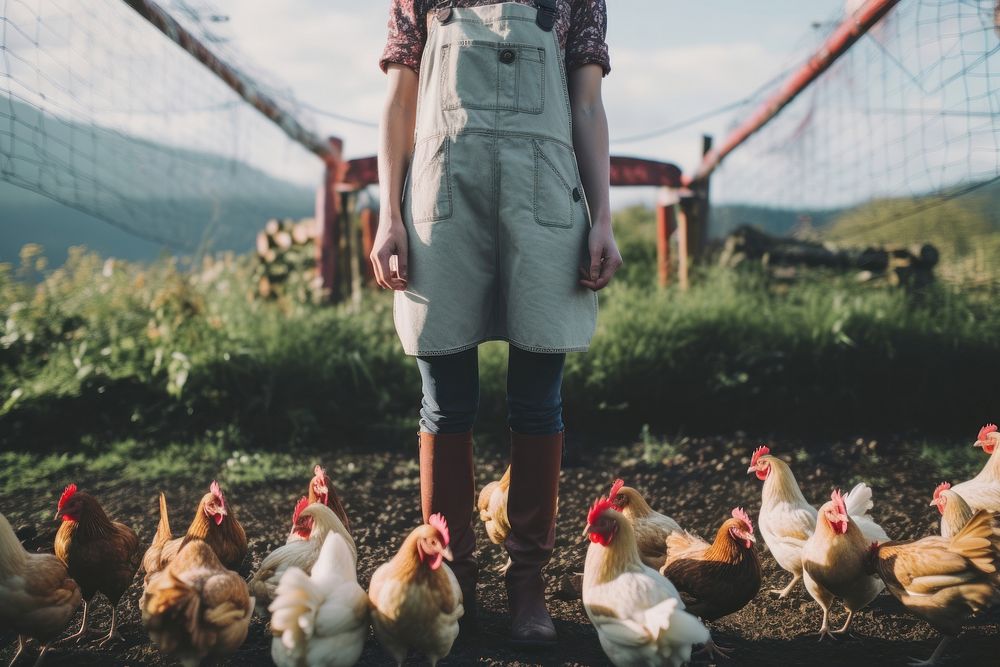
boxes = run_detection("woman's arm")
[569,64,622,291]
[371,63,419,290]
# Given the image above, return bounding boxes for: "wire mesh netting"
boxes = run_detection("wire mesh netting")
[712,0,1000,283]
[0,0,323,254]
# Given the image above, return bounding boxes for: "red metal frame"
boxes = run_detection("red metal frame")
[688,0,902,185]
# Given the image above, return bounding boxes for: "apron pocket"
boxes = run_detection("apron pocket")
[410,137,453,223]
[533,140,578,229]
[441,41,545,114]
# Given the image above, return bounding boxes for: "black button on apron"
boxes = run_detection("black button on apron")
[499,49,516,64]
[572,187,582,202]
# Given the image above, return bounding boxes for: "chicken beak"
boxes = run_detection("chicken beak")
[441,546,454,562]
[746,466,755,475]
[582,523,593,539]
[53,510,61,521]
[973,440,984,448]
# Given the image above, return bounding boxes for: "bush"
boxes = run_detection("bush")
[2,240,998,453]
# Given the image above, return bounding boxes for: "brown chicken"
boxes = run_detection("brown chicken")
[1,510,82,666]
[930,482,975,539]
[142,480,247,582]
[659,507,761,658]
[477,464,511,546]
[868,510,1000,666]
[141,538,254,667]
[53,483,141,646]
[608,478,682,569]
[368,513,463,666]
[308,464,350,532]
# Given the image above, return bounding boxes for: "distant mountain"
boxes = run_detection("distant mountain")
[710,204,842,239]
[0,98,315,266]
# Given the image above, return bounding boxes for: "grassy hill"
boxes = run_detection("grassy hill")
[0,99,315,266]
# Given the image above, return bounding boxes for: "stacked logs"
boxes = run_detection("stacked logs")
[254,218,321,301]
[719,225,938,288]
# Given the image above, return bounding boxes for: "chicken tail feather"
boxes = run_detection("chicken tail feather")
[153,492,172,547]
[949,510,1000,576]
[844,482,874,518]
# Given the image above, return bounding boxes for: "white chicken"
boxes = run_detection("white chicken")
[269,532,369,667]
[951,423,1000,513]
[0,511,82,666]
[801,489,885,639]
[748,445,889,597]
[582,496,709,667]
[607,478,683,570]
[250,503,355,613]
[368,513,463,666]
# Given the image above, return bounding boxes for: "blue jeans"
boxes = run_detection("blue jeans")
[416,345,565,435]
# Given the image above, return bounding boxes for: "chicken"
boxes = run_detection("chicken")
[307,465,350,533]
[141,538,254,667]
[950,423,1000,513]
[659,507,761,658]
[286,497,311,544]
[748,445,890,597]
[0,510,82,666]
[368,513,463,666]
[53,483,141,646]
[801,489,885,639]
[269,532,369,667]
[250,503,355,612]
[930,482,975,539]
[869,509,1000,666]
[607,478,682,570]
[142,480,248,582]
[477,464,511,545]
[583,496,709,667]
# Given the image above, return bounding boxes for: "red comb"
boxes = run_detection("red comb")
[57,483,77,510]
[978,424,997,442]
[831,488,847,516]
[429,513,450,546]
[933,482,951,500]
[313,464,326,478]
[210,480,225,509]
[751,445,770,467]
[732,507,753,532]
[588,496,619,526]
[291,496,309,522]
[608,478,625,500]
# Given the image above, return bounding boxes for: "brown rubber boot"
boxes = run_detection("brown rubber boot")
[418,430,478,634]
[503,429,562,648]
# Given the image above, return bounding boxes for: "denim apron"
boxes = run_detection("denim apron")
[393,1,598,356]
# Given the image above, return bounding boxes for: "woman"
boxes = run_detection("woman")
[373,0,620,648]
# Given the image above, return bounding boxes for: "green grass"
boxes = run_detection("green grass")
[2,218,999,455]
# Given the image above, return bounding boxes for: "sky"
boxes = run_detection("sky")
[202,0,848,179]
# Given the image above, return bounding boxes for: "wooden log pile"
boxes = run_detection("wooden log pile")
[719,225,938,288]
[254,218,322,302]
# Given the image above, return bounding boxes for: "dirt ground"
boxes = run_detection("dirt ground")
[1,434,998,666]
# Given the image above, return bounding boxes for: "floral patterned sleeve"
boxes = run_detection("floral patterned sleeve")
[379,0,428,74]
[567,0,610,76]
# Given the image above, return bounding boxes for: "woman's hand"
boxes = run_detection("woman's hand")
[579,220,623,291]
[370,215,409,290]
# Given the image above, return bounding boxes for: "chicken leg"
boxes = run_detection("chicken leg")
[908,636,953,667]
[832,610,854,637]
[54,600,97,644]
[95,606,121,648]
[769,572,801,598]
[29,645,50,667]
[695,635,734,660]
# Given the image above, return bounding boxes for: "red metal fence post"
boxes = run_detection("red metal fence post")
[316,137,344,301]
[359,207,377,284]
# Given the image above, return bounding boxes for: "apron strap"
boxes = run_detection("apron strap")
[535,0,557,31]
